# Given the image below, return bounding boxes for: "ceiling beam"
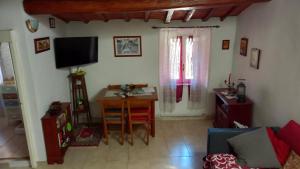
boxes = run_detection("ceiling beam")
[235,3,253,15]
[53,15,69,23]
[183,9,196,22]
[144,11,151,22]
[220,6,237,21]
[123,13,130,22]
[202,8,214,21]
[102,14,109,22]
[23,0,271,14]
[165,10,174,24]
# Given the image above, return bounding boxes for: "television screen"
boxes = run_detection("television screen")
[54,37,98,68]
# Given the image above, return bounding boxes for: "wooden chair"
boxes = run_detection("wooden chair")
[127,99,152,145]
[101,99,126,145]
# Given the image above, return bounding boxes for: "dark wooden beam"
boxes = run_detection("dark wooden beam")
[23,0,271,14]
[144,11,151,22]
[234,3,252,15]
[183,9,196,22]
[102,14,109,22]
[220,6,237,21]
[202,8,214,21]
[123,13,130,22]
[53,14,69,23]
[165,10,174,23]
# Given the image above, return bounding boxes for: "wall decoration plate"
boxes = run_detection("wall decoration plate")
[25,19,39,33]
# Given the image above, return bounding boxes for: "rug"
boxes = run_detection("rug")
[70,125,101,147]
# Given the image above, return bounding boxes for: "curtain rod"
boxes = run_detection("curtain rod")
[152,25,220,29]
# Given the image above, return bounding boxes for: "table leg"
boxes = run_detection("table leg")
[151,101,155,137]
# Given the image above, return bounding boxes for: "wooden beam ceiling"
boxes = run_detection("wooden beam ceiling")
[24,0,271,14]
[184,10,196,22]
[220,6,237,21]
[202,8,214,21]
[102,14,109,22]
[165,10,174,24]
[23,0,271,23]
[144,11,151,22]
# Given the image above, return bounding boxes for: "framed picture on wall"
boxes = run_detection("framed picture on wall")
[49,17,55,28]
[113,36,142,57]
[34,37,50,54]
[250,48,261,69]
[240,38,248,56]
[222,40,230,50]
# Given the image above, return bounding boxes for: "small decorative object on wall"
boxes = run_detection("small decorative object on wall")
[25,19,39,33]
[250,48,261,69]
[113,36,142,57]
[34,37,50,54]
[49,17,55,28]
[240,38,248,56]
[222,40,230,50]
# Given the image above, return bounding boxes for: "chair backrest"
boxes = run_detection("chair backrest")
[101,99,125,117]
[127,99,151,116]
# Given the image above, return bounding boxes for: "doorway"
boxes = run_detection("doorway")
[0,37,30,163]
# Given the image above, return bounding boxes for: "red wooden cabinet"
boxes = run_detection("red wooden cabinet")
[41,102,72,164]
[213,88,253,128]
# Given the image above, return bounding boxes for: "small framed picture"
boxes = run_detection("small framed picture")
[250,48,261,69]
[240,38,248,56]
[49,17,55,28]
[34,37,50,54]
[222,40,230,50]
[113,36,142,57]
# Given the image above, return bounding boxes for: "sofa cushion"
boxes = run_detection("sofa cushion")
[267,127,291,165]
[227,127,281,168]
[278,120,300,155]
[282,151,300,169]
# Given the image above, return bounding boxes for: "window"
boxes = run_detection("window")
[170,36,194,84]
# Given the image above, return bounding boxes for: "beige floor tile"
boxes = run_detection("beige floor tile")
[104,161,127,169]
[2,119,211,169]
[128,161,149,169]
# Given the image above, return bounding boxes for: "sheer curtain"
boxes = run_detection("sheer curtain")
[159,29,181,112]
[188,28,211,109]
[159,28,211,113]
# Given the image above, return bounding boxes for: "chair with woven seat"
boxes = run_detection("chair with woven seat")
[101,99,126,145]
[127,99,152,145]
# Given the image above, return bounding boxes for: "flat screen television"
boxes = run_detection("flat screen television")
[54,37,98,68]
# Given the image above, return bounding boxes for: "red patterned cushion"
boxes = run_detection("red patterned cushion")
[203,154,261,169]
[267,128,291,165]
[278,120,300,155]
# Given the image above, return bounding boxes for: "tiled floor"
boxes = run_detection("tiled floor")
[1,119,212,169]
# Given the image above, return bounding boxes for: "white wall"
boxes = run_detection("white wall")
[233,0,300,126]
[0,0,70,163]
[65,18,237,117]
[22,14,70,161]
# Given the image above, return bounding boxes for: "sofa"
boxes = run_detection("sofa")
[205,120,300,169]
[207,127,279,154]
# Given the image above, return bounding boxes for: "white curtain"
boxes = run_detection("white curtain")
[159,28,211,113]
[188,28,211,109]
[159,29,180,112]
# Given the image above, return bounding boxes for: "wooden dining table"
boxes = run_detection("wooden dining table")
[96,87,158,137]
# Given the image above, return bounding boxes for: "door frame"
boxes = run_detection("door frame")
[0,30,38,167]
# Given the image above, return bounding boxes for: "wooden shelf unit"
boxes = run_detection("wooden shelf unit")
[41,102,72,164]
[213,88,253,128]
